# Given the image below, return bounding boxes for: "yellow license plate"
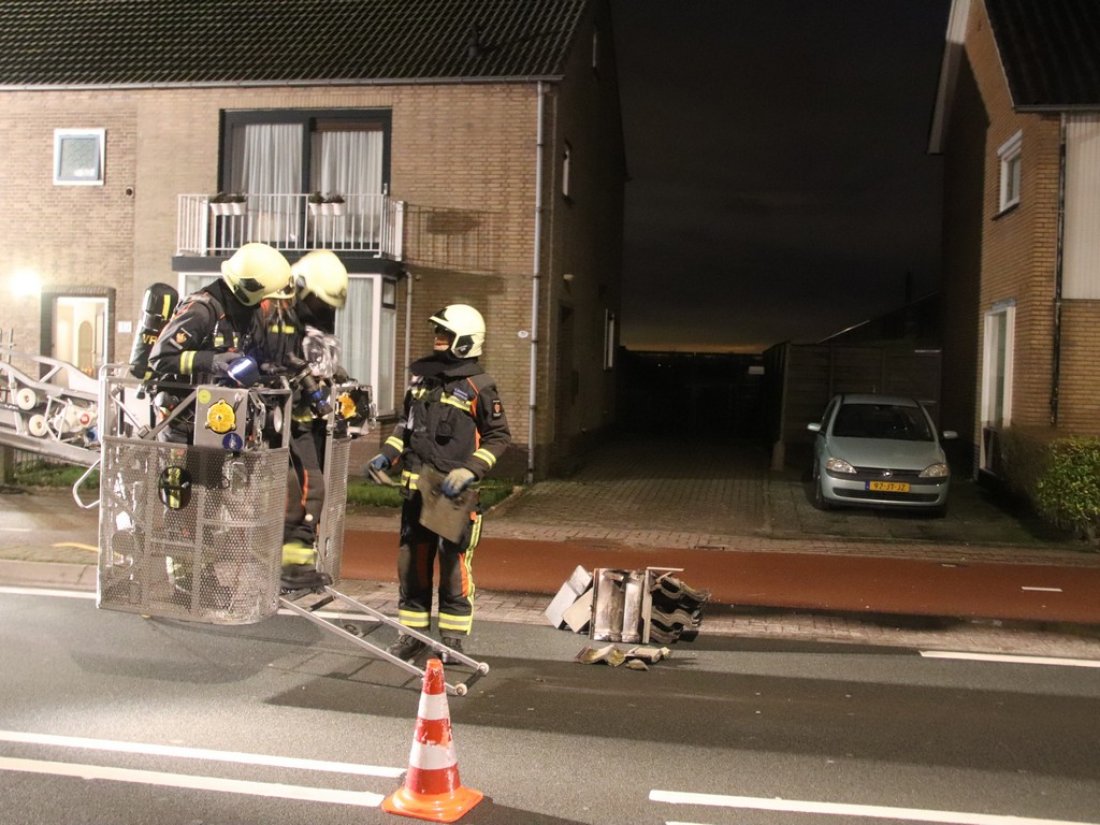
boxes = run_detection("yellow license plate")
[868,480,910,492]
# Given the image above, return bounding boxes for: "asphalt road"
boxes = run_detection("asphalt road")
[2,587,1099,825]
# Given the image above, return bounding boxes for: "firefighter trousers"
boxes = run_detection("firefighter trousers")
[396,492,483,636]
[285,425,325,545]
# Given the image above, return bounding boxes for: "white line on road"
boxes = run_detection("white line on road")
[1021,586,1063,592]
[920,650,1100,668]
[0,730,403,778]
[0,756,385,807]
[0,586,377,623]
[652,790,1099,825]
[0,585,93,599]
[0,527,32,532]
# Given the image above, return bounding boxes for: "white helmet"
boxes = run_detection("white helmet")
[292,250,348,309]
[221,243,292,306]
[429,304,485,358]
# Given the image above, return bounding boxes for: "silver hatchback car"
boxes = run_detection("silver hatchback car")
[807,394,956,515]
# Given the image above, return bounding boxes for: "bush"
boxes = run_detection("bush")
[13,460,98,489]
[1034,437,1100,545]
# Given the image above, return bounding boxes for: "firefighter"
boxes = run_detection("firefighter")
[147,242,291,602]
[366,304,511,662]
[259,250,349,588]
[149,242,291,384]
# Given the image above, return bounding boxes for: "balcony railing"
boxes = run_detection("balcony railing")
[176,193,405,260]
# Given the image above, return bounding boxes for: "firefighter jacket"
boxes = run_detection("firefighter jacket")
[379,354,511,486]
[149,281,257,382]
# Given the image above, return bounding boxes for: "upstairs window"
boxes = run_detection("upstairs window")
[997,130,1022,212]
[54,128,105,185]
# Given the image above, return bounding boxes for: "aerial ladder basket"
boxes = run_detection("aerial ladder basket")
[89,367,487,696]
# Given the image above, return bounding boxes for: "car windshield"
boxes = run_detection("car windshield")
[832,402,933,441]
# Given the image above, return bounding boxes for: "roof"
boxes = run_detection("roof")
[0,0,591,87]
[985,0,1100,109]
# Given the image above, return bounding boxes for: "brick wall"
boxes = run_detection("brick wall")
[939,0,1100,473]
[0,13,623,481]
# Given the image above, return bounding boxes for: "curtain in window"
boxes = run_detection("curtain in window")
[231,124,303,243]
[312,131,384,243]
[338,277,375,393]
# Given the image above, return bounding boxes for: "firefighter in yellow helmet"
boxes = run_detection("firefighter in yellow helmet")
[366,303,511,662]
[266,250,350,589]
[150,243,292,383]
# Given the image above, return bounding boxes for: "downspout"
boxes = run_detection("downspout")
[404,270,413,389]
[1050,115,1067,425]
[528,81,547,484]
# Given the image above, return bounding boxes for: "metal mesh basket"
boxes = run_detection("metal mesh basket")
[97,438,287,625]
[316,435,350,580]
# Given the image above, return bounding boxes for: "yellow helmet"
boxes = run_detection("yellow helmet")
[292,250,348,309]
[220,243,292,306]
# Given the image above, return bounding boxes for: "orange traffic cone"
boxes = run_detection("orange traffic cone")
[382,658,484,822]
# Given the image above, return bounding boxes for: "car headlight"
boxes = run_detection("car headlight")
[920,463,950,478]
[825,457,856,474]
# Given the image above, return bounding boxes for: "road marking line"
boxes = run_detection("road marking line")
[0,527,32,532]
[0,586,377,623]
[0,586,94,599]
[0,756,385,807]
[920,651,1100,668]
[652,790,1098,824]
[1021,586,1062,593]
[50,542,99,552]
[0,730,403,778]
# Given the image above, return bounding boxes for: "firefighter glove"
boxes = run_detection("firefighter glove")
[211,352,237,376]
[442,467,476,498]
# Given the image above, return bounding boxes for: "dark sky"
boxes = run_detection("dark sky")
[609,0,952,353]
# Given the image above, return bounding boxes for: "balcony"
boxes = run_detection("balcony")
[176,193,405,260]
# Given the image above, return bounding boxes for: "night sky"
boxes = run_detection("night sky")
[609,0,952,353]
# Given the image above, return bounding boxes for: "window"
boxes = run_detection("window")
[997,130,1022,212]
[562,141,572,200]
[178,271,396,414]
[980,301,1015,473]
[222,110,390,246]
[54,128,105,186]
[602,309,615,370]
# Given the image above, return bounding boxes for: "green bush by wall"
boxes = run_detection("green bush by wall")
[1001,428,1100,547]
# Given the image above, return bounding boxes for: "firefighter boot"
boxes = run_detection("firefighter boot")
[441,636,465,665]
[387,634,427,661]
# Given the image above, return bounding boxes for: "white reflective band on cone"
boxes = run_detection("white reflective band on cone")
[417,692,450,721]
[408,741,458,771]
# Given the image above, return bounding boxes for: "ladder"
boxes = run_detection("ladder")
[279,584,490,696]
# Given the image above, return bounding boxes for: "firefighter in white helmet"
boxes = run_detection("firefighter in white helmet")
[367,303,511,663]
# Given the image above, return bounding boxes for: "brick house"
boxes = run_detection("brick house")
[928,0,1100,476]
[0,0,625,480]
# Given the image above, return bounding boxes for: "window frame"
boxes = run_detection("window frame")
[220,109,392,195]
[53,128,106,186]
[996,130,1022,213]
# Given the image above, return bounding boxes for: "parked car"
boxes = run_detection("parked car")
[807,393,957,516]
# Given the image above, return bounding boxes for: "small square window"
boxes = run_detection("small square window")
[997,130,1022,212]
[54,128,105,186]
